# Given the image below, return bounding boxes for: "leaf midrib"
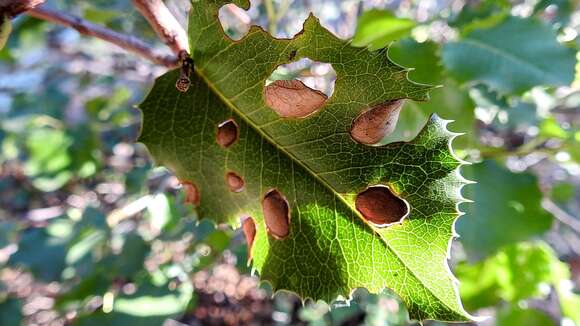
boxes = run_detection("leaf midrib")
[192,63,463,317]
[461,38,557,82]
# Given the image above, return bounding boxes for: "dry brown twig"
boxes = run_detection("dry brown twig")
[131,0,189,55]
[2,0,189,67]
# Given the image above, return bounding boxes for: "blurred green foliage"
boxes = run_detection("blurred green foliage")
[0,0,579,325]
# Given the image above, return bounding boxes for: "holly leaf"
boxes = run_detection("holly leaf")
[138,0,473,321]
[456,160,553,258]
[443,16,576,95]
[351,10,415,50]
[385,39,475,148]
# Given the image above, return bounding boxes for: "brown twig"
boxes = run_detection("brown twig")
[542,198,580,234]
[26,5,179,67]
[131,0,189,55]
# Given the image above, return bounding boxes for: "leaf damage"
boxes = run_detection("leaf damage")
[138,0,473,322]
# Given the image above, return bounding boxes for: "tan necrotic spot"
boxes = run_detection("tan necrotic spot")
[181,181,200,206]
[355,185,409,227]
[264,79,328,118]
[350,100,405,145]
[216,119,239,148]
[226,171,245,192]
[262,189,290,239]
[241,216,256,261]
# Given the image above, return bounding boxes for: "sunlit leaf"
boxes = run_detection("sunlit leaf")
[138,0,473,321]
[352,10,415,50]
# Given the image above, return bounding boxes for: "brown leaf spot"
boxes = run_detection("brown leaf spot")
[216,119,239,148]
[355,185,409,227]
[262,189,290,239]
[264,80,328,118]
[241,216,256,261]
[226,171,245,193]
[350,100,405,145]
[181,181,200,206]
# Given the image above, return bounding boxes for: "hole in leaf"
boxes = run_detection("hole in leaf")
[218,4,252,41]
[226,171,245,193]
[350,100,405,145]
[216,119,239,148]
[241,216,256,261]
[218,1,349,39]
[264,58,336,119]
[355,185,409,227]
[262,189,290,239]
[181,181,200,206]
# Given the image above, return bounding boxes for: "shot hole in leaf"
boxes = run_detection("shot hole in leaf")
[264,59,336,119]
[351,100,405,145]
[355,185,409,227]
[241,216,256,261]
[216,119,239,148]
[262,189,290,239]
[218,3,251,41]
[226,171,245,192]
[181,181,200,206]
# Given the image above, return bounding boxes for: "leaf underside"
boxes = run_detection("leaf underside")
[138,0,472,321]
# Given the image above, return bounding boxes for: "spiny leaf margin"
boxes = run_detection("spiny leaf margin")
[138,0,476,322]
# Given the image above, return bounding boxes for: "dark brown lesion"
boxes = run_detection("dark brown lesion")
[355,185,409,227]
[262,189,290,239]
[180,180,200,206]
[241,216,256,262]
[216,119,239,148]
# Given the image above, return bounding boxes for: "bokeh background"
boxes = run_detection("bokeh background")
[1,0,579,325]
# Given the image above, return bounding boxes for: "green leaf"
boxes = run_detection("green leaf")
[9,225,70,282]
[455,242,558,310]
[23,127,73,192]
[352,10,415,50]
[0,298,22,326]
[386,39,475,147]
[497,306,555,326]
[443,16,576,95]
[139,0,472,321]
[75,277,192,326]
[457,160,553,258]
[550,182,575,203]
[0,15,11,51]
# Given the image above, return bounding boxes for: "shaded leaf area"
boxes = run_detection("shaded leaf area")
[4,205,223,325]
[457,160,553,258]
[443,16,576,95]
[139,0,472,321]
[0,298,22,326]
[74,278,192,326]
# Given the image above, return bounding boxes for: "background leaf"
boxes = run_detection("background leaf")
[457,160,553,258]
[443,16,576,94]
[352,10,415,50]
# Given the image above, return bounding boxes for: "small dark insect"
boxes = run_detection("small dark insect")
[175,76,190,92]
[176,51,194,93]
[288,49,297,60]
